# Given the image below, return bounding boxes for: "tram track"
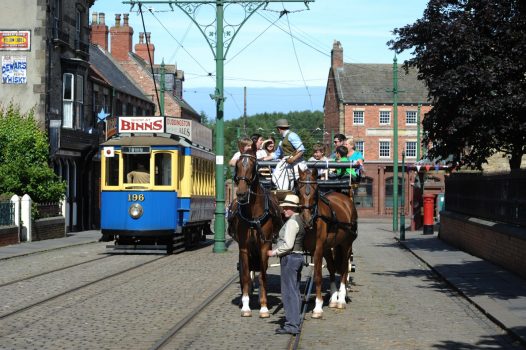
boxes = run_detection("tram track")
[0,255,112,288]
[150,272,239,350]
[0,255,167,320]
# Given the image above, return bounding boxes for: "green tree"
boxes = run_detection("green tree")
[389,0,526,169]
[0,103,66,203]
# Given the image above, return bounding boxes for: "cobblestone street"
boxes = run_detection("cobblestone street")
[0,222,523,349]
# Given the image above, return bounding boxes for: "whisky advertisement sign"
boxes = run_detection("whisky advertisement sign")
[2,55,27,84]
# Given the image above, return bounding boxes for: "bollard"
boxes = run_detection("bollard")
[21,194,32,242]
[422,193,435,235]
[10,195,21,243]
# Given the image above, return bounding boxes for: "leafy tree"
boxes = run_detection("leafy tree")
[388,0,526,169]
[0,103,66,203]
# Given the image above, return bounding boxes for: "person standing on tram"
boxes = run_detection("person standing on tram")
[127,163,150,184]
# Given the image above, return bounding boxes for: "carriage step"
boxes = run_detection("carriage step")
[106,244,170,254]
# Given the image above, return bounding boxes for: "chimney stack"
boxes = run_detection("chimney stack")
[135,32,155,64]
[110,13,134,61]
[331,40,343,69]
[90,12,109,50]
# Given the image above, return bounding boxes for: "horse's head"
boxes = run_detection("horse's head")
[233,149,258,204]
[297,167,318,229]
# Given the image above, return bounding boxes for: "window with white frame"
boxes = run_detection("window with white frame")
[405,141,417,158]
[406,111,417,125]
[353,110,364,125]
[62,73,84,129]
[379,110,391,125]
[62,73,74,128]
[355,140,364,155]
[379,140,390,158]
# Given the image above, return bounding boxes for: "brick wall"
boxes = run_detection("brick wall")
[32,217,65,241]
[440,211,526,280]
[0,226,19,247]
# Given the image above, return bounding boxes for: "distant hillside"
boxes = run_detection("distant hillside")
[183,86,325,120]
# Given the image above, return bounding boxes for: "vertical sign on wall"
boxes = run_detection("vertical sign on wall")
[1,56,27,84]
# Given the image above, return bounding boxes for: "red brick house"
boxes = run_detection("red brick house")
[90,13,200,121]
[324,40,444,221]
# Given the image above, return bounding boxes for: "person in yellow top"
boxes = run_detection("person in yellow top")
[127,163,150,184]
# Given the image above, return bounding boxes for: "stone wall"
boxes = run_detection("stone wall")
[32,217,65,241]
[0,226,19,247]
[439,211,526,280]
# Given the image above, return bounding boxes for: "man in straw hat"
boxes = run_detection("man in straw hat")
[272,119,306,190]
[267,194,306,335]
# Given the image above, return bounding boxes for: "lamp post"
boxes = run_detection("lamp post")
[400,150,406,240]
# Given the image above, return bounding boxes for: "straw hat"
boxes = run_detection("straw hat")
[279,194,300,208]
[261,139,274,149]
[275,119,290,128]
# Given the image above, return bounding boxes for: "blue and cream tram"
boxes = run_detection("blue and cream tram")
[100,116,215,253]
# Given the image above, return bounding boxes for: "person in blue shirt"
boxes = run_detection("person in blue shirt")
[272,119,306,190]
[344,138,364,181]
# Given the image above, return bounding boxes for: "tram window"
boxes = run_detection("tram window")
[105,154,120,186]
[124,155,150,184]
[154,153,172,186]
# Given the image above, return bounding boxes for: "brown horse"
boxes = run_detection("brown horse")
[297,167,358,318]
[228,147,283,317]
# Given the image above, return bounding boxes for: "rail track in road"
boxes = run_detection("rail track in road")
[0,255,167,320]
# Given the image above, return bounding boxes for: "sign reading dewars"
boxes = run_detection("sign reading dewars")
[118,116,164,133]
[0,31,31,50]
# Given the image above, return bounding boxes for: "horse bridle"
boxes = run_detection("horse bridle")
[233,154,258,188]
[232,153,274,243]
[297,177,319,228]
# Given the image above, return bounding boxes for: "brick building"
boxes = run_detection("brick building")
[0,0,99,233]
[324,40,444,220]
[90,13,200,121]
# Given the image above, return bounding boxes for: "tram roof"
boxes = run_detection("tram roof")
[101,135,180,146]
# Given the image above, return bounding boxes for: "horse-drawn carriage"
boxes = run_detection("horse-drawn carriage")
[228,146,359,319]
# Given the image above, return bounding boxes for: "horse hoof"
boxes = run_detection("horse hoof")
[337,303,346,310]
[241,311,252,317]
[329,302,338,308]
[311,312,323,319]
[259,312,270,318]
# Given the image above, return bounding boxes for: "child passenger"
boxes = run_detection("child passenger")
[229,137,253,166]
[308,143,329,179]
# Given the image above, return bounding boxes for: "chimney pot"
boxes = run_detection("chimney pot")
[99,12,105,25]
[139,32,144,44]
[115,14,121,27]
[123,13,129,27]
[92,12,98,25]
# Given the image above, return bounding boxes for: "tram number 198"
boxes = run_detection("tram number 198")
[128,194,145,202]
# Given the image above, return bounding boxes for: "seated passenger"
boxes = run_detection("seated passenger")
[308,143,329,179]
[127,163,150,184]
[344,138,364,181]
[229,137,253,167]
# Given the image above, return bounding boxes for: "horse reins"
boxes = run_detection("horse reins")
[233,154,275,244]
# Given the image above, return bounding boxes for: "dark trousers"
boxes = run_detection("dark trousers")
[280,253,304,332]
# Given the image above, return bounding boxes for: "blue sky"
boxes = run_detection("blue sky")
[91,0,429,118]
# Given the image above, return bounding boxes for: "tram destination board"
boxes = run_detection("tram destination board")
[121,146,151,154]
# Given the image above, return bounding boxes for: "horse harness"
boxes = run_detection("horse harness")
[233,154,277,244]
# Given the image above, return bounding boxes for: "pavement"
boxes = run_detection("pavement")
[0,224,525,346]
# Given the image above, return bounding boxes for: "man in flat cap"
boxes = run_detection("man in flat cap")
[272,119,306,190]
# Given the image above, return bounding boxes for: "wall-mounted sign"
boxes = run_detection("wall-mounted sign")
[0,30,31,51]
[1,55,27,84]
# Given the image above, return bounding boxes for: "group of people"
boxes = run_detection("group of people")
[229,120,364,188]
[228,119,364,335]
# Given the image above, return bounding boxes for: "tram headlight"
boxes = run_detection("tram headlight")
[129,203,144,219]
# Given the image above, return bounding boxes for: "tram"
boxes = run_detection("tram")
[100,116,215,254]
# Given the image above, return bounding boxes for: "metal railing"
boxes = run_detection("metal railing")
[445,170,526,227]
[0,201,14,226]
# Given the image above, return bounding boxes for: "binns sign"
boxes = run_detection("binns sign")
[118,116,164,133]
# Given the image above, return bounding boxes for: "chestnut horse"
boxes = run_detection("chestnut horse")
[228,148,283,317]
[297,167,358,318]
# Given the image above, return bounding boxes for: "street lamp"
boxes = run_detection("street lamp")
[400,150,406,240]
